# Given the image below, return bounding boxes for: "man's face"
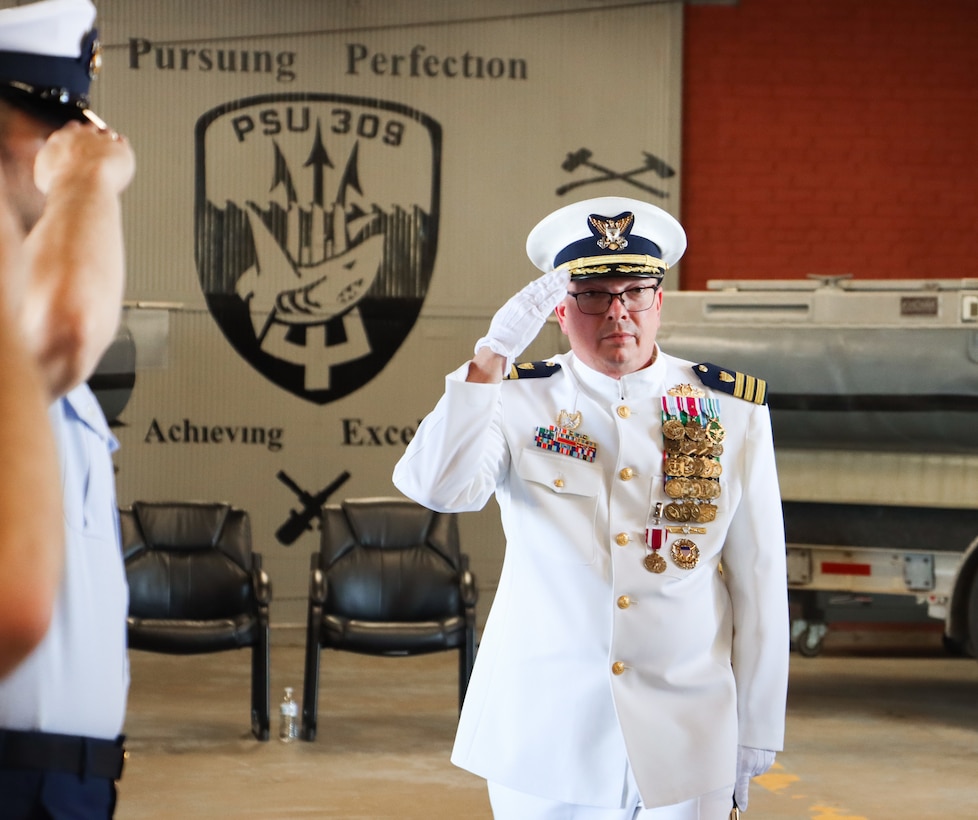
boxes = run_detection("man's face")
[0,107,55,232]
[554,275,664,379]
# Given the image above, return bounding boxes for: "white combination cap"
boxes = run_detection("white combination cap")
[526,196,687,281]
[0,0,100,122]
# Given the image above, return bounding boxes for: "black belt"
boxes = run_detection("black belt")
[0,730,126,780]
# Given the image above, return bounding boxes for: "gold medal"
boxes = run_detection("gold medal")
[695,503,717,523]
[684,422,707,441]
[662,419,686,440]
[664,502,689,522]
[644,552,667,573]
[671,538,699,570]
[664,478,690,498]
[697,479,721,499]
[696,459,720,478]
[666,455,696,477]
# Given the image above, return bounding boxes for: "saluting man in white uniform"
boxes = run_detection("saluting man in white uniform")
[393,197,788,820]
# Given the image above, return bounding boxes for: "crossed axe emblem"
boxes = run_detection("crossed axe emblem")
[557,149,675,198]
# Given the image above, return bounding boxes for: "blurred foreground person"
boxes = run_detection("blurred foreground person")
[394,197,788,818]
[0,1,136,817]
[0,165,61,679]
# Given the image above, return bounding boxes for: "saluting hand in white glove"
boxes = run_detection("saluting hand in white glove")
[733,745,775,812]
[474,268,570,373]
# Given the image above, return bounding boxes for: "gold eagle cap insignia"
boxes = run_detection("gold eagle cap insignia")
[590,213,633,251]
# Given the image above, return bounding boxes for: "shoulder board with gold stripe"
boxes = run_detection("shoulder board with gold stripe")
[504,361,562,380]
[694,362,767,404]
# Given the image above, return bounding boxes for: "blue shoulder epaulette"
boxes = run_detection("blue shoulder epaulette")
[694,362,767,404]
[504,361,562,380]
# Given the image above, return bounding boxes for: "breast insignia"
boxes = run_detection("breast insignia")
[694,362,767,405]
[505,361,562,380]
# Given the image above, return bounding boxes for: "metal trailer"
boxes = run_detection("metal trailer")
[656,277,978,657]
[782,501,978,656]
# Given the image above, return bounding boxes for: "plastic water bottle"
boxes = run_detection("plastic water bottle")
[279,686,298,742]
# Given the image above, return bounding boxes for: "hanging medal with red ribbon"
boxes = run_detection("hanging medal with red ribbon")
[644,502,667,574]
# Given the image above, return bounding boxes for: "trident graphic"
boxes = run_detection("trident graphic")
[557,149,675,198]
[235,135,381,391]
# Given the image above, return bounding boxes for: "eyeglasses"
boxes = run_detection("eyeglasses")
[567,285,659,315]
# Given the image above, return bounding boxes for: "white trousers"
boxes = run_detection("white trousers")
[488,768,734,820]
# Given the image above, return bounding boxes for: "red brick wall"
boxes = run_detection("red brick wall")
[681,0,978,289]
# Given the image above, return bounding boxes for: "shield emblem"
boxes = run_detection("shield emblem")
[195,93,441,404]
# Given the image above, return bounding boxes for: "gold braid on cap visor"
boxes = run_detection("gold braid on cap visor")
[559,254,668,277]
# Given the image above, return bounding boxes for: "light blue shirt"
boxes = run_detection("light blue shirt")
[0,384,129,739]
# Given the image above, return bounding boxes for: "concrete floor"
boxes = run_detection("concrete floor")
[116,626,978,819]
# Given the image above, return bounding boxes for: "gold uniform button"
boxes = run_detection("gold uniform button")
[612,661,626,675]
[617,405,631,419]
[619,467,635,481]
[617,595,631,609]
[554,478,565,488]
[615,532,630,547]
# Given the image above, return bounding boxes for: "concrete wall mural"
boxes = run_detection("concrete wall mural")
[93,0,682,621]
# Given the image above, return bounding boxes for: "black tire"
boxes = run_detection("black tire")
[941,632,973,657]
[966,571,978,664]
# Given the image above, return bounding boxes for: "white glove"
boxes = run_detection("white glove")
[734,745,775,811]
[474,269,570,371]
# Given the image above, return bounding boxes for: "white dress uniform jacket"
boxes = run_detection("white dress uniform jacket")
[393,349,788,810]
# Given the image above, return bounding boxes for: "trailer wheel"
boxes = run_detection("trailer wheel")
[794,621,827,658]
